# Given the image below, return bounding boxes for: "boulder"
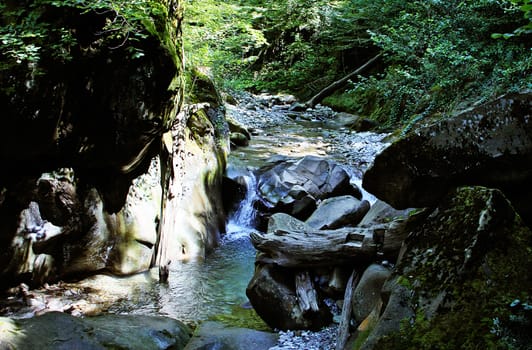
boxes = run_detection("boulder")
[154,103,229,265]
[359,186,532,349]
[352,264,391,324]
[255,156,362,223]
[230,132,251,147]
[362,92,532,226]
[328,112,378,132]
[0,312,191,350]
[0,3,183,214]
[267,212,310,233]
[246,263,333,331]
[0,2,192,288]
[227,118,252,141]
[184,321,278,350]
[358,199,413,227]
[305,195,370,230]
[0,75,229,289]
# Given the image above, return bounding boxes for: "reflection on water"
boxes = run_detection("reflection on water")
[108,166,259,325]
[108,234,256,325]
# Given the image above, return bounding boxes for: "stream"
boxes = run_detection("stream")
[0,93,389,340]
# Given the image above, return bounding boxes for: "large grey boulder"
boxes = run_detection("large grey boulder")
[256,155,361,223]
[184,321,278,350]
[362,92,532,225]
[359,186,532,349]
[351,264,391,324]
[0,312,191,350]
[306,195,370,230]
[358,200,413,227]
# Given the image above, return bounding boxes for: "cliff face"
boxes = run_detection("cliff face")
[0,1,228,287]
[0,1,183,212]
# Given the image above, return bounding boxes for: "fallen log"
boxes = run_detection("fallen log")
[305,53,382,108]
[336,269,359,350]
[250,222,406,268]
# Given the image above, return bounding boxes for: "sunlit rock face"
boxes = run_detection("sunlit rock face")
[0,2,185,288]
[363,91,532,225]
[0,312,191,349]
[254,155,362,230]
[157,103,229,263]
[0,5,181,213]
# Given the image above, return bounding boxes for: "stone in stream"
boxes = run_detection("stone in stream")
[246,263,333,331]
[305,195,370,230]
[351,263,391,324]
[0,312,191,350]
[255,155,362,227]
[326,112,378,132]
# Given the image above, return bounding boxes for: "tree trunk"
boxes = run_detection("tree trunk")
[295,271,320,313]
[336,269,359,350]
[305,53,382,108]
[249,222,405,268]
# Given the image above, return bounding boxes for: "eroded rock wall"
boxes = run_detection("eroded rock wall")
[0,1,228,288]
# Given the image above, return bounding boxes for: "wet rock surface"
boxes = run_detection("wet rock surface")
[0,311,191,350]
[184,321,278,350]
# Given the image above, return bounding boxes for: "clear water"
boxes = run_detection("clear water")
[2,97,388,326]
[107,235,257,325]
[106,168,260,325]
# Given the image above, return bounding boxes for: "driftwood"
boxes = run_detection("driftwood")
[249,222,406,268]
[336,269,359,350]
[305,53,382,108]
[295,271,319,313]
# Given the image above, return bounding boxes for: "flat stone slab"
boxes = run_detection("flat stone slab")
[0,312,191,350]
[184,321,278,350]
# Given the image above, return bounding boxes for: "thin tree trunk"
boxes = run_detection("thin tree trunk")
[336,269,359,350]
[295,271,320,313]
[305,53,382,108]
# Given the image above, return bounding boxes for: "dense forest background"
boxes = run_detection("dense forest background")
[1,0,530,128]
[184,0,531,127]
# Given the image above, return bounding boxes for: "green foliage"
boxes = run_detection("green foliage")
[184,0,530,128]
[318,0,531,127]
[0,0,172,72]
[492,0,532,38]
[183,0,267,87]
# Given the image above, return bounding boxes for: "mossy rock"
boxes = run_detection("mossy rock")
[208,303,271,332]
[187,67,223,107]
[365,186,532,350]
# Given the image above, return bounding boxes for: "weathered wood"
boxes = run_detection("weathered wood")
[305,53,382,108]
[295,271,319,313]
[250,222,406,268]
[336,269,359,350]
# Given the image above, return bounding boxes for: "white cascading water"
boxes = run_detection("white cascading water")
[224,166,259,241]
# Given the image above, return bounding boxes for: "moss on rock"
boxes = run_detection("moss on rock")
[370,186,532,350]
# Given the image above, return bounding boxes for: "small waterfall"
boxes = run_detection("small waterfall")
[225,166,258,241]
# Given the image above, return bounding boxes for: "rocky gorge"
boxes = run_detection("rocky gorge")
[238,91,532,349]
[1,81,531,349]
[0,2,531,349]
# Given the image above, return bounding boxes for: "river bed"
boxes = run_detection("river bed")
[0,92,389,348]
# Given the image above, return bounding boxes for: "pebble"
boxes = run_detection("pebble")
[269,325,338,350]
